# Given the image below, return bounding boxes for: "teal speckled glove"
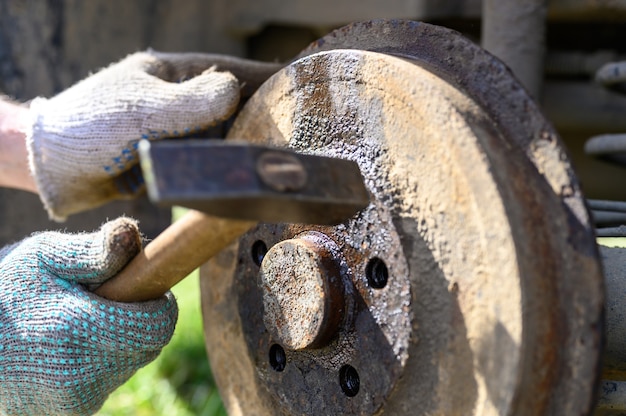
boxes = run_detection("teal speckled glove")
[0,217,178,416]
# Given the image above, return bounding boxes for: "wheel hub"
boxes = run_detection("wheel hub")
[234,212,412,414]
[200,20,604,416]
[260,232,347,351]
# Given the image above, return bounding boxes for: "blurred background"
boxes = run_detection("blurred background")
[1,1,626,414]
[1,0,626,241]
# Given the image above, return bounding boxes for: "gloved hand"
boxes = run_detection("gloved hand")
[0,217,178,416]
[26,50,241,221]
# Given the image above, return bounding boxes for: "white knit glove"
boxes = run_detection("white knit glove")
[27,50,241,221]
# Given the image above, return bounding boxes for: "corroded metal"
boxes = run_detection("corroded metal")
[139,139,369,224]
[260,233,346,350]
[222,217,412,415]
[201,20,604,415]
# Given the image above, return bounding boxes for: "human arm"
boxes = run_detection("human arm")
[0,51,278,415]
[27,50,242,221]
[1,50,281,221]
[0,92,178,416]
[0,51,281,415]
[0,97,36,193]
[0,52,239,217]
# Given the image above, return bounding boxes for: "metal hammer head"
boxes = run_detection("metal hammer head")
[138,139,370,225]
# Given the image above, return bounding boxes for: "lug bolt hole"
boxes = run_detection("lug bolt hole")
[252,240,268,266]
[366,257,388,289]
[269,344,286,372]
[339,364,360,397]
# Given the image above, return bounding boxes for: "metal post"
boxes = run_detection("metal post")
[481,0,547,100]
[600,244,626,380]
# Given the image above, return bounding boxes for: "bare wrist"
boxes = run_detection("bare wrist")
[0,97,37,193]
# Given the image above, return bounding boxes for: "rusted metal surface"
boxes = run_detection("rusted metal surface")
[260,233,346,350]
[201,20,604,415]
[96,138,370,302]
[140,139,369,225]
[215,219,412,415]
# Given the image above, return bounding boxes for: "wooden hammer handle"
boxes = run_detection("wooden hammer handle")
[94,210,255,302]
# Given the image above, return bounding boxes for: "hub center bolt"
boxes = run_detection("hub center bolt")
[260,233,345,350]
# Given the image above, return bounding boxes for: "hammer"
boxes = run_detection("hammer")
[94,140,369,302]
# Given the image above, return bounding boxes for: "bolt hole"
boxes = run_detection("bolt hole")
[252,240,268,266]
[366,257,388,289]
[269,344,286,372]
[339,365,360,397]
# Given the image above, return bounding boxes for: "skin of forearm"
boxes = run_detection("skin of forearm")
[0,97,37,193]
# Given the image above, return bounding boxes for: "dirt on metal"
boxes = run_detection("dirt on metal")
[201,20,604,416]
[260,233,346,350]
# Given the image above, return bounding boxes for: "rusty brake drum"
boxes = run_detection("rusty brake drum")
[200,20,604,415]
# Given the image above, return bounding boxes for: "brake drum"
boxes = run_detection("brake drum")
[200,20,604,415]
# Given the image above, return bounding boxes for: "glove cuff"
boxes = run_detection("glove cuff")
[26,97,125,222]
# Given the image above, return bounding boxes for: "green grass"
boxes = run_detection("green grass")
[597,237,626,248]
[97,209,226,415]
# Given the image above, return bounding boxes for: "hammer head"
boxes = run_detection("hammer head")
[138,139,370,225]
